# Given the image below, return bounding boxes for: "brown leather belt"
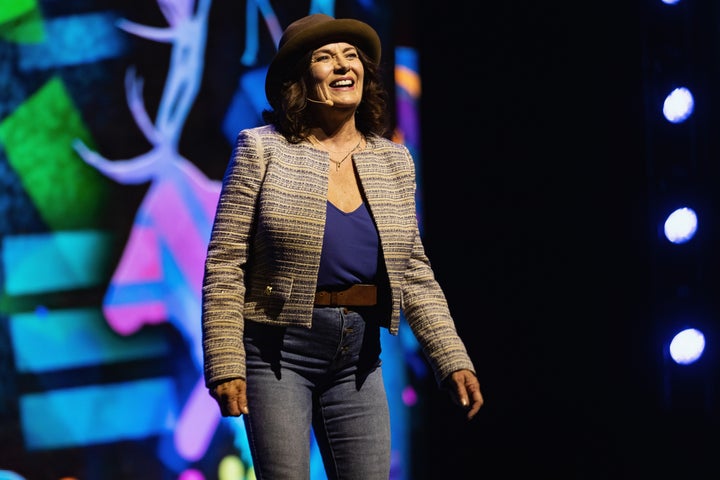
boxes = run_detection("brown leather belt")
[314,284,377,307]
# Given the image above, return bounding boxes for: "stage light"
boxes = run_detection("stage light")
[644,0,719,418]
[663,207,697,244]
[669,328,705,365]
[662,87,694,124]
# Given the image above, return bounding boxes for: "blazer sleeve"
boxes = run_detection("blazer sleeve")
[393,150,476,386]
[402,227,477,386]
[201,128,267,387]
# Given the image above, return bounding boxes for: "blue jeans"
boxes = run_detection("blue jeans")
[243,306,391,480]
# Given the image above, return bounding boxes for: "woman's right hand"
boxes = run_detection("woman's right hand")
[210,378,249,416]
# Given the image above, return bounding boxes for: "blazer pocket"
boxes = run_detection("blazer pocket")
[247,276,293,319]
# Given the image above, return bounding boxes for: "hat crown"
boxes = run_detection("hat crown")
[278,14,334,50]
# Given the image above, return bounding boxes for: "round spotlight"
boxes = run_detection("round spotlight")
[669,328,705,365]
[663,87,694,124]
[663,207,698,244]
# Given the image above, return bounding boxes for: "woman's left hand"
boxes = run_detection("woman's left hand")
[443,369,484,420]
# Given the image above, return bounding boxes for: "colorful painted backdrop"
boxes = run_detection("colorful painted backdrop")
[0,1,426,479]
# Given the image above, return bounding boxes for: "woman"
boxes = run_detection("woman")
[202,13,483,480]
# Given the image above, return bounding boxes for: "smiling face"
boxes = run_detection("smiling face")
[309,42,364,108]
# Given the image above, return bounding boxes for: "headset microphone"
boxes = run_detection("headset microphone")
[307,97,334,107]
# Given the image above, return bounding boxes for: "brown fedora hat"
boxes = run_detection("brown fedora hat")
[265,13,381,105]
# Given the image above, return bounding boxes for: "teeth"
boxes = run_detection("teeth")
[331,80,352,87]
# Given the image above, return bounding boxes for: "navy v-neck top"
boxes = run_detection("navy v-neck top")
[317,201,379,289]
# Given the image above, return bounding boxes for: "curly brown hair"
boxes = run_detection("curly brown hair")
[262,48,390,143]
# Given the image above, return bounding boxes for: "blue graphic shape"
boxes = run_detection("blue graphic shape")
[222,67,268,143]
[18,12,129,72]
[241,0,282,67]
[0,471,27,480]
[308,0,334,15]
[10,307,171,373]
[20,377,179,450]
[381,332,411,479]
[2,230,115,296]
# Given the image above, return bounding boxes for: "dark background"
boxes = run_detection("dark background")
[413,1,720,478]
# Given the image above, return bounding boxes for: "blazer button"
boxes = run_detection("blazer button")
[264,285,273,295]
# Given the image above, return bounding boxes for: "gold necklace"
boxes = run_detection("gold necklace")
[309,135,363,171]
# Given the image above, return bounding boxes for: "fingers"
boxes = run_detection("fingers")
[447,369,484,421]
[210,378,249,417]
[465,384,484,420]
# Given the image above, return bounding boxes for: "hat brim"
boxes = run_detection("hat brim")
[265,18,381,104]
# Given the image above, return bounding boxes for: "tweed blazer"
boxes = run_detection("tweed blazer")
[202,124,475,388]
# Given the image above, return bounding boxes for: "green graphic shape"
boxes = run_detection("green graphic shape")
[0,0,45,43]
[0,76,113,230]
